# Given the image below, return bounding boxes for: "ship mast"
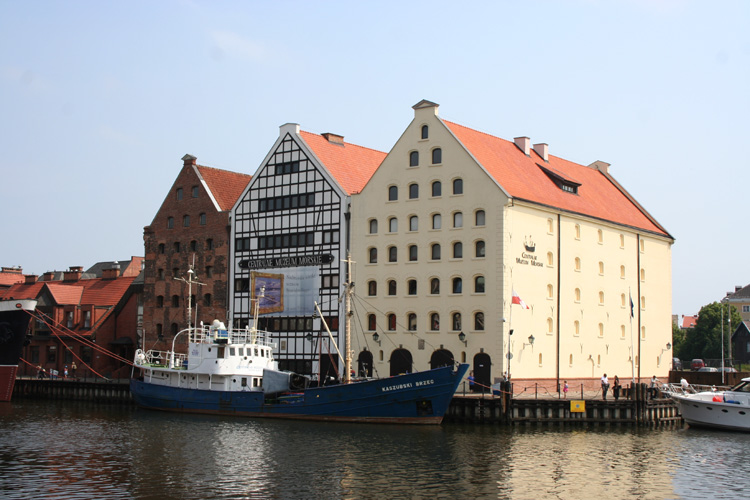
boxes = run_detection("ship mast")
[343,252,354,384]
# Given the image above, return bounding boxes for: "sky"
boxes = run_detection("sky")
[1,0,748,316]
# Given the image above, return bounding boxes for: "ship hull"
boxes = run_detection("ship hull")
[131,363,468,424]
[0,300,37,402]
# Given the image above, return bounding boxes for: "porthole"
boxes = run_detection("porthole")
[706,407,713,411]
[693,404,699,408]
[721,409,728,413]
[739,411,746,415]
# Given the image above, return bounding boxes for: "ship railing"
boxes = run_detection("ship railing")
[185,325,277,348]
[141,349,187,368]
[663,382,730,396]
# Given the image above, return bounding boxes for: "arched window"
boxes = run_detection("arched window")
[621,325,626,338]
[599,291,605,304]
[452,277,462,294]
[598,323,604,337]
[432,213,441,229]
[167,217,174,229]
[476,240,485,258]
[574,320,580,336]
[409,183,419,199]
[388,280,397,296]
[472,312,485,331]
[547,252,553,266]
[432,181,441,197]
[369,247,377,263]
[156,295,164,307]
[172,295,180,307]
[575,257,581,271]
[421,125,428,139]
[453,178,463,194]
[475,276,485,293]
[598,229,603,243]
[575,224,581,239]
[475,210,485,226]
[409,216,418,231]
[575,288,581,302]
[621,293,626,307]
[204,293,212,306]
[388,186,398,201]
[453,242,463,258]
[431,243,441,260]
[547,284,553,298]
[408,279,417,295]
[158,243,165,254]
[368,314,377,331]
[183,215,190,227]
[432,148,442,164]
[547,317,553,333]
[388,314,397,331]
[452,313,462,331]
[453,212,463,228]
[599,262,604,275]
[408,245,418,261]
[409,151,419,167]
[368,280,377,296]
[408,313,417,331]
[430,278,440,294]
[388,246,397,262]
[430,313,440,331]
[369,219,378,234]
[389,217,398,232]
[200,213,206,225]
[640,268,646,282]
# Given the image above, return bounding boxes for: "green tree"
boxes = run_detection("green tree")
[676,302,741,362]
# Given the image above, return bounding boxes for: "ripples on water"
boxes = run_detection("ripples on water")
[1,400,750,499]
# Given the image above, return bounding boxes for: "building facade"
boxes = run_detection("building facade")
[351,100,674,391]
[142,154,252,351]
[230,124,385,378]
[2,259,143,379]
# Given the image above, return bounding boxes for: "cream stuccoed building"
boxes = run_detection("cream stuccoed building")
[350,100,674,393]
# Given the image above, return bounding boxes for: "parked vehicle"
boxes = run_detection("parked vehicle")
[697,367,718,372]
[692,359,705,371]
[721,367,738,373]
[673,358,682,370]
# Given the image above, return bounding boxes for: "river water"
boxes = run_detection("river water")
[0,400,748,500]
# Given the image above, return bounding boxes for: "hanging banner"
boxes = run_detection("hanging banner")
[250,267,319,316]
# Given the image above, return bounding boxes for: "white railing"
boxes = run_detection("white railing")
[185,325,276,348]
[663,383,730,396]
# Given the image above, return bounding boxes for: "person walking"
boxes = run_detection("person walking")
[601,373,609,400]
[649,375,659,399]
[563,380,569,399]
[468,371,476,393]
[613,375,621,400]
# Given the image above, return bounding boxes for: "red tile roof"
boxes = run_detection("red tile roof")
[300,131,386,195]
[0,273,25,287]
[45,283,84,305]
[0,277,136,307]
[682,315,698,328]
[197,165,253,212]
[443,120,670,237]
[0,282,44,300]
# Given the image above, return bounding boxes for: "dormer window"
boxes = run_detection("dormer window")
[538,163,580,194]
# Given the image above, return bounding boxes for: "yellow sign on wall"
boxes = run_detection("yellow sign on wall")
[570,400,585,413]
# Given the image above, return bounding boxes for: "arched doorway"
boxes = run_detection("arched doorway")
[430,349,454,369]
[390,348,412,376]
[473,352,491,393]
[357,350,373,377]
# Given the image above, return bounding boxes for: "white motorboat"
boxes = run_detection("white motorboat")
[669,377,750,431]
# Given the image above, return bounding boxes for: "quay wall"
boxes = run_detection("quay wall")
[13,378,132,404]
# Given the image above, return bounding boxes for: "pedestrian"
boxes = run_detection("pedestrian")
[563,380,569,398]
[601,373,609,400]
[37,366,44,379]
[468,371,476,393]
[71,361,77,378]
[64,366,69,379]
[613,375,621,400]
[649,375,659,399]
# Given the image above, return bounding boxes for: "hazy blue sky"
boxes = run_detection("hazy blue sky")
[1,1,748,316]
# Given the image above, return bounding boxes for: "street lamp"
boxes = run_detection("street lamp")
[458,331,467,347]
[524,334,535,349]
[372,332,381,346]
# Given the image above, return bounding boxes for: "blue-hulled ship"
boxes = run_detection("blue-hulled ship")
[131,265,468,424]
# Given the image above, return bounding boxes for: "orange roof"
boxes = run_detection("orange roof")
[45,283,84,305]
[80,276,136,305]
[300,131,386,195]
[0,273,25,287]
[443,120,670,237]
[0,282,44,300]
[197,165,253,212]
[682,315,698,328]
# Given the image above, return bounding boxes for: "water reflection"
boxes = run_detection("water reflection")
[2,400,749,499]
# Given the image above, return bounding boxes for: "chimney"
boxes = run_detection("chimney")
[1,266,22,274]
[589,160,611,174]
[182,154,197,167]
[43,272,55,281]
[736,286,743,292]
[514,137,530,156]
[533,143,549,162]
[24,275,38,284]
[322,133,344,145]
[102,268,118,280]
[63,267,82,282]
